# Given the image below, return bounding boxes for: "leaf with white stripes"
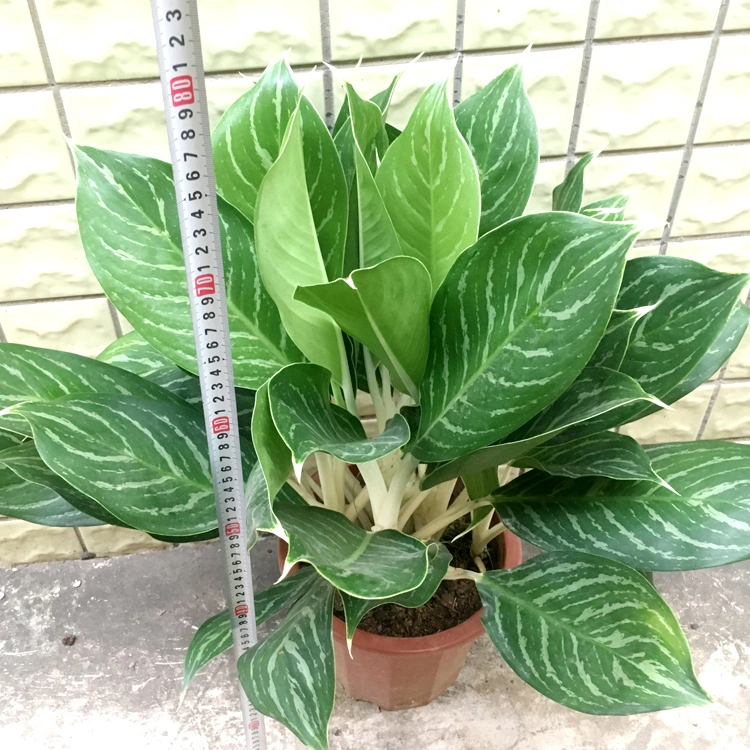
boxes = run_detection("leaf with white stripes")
[0,441,125,527]
[254,107,346,384]
[276,502,429,599]
[269,363,410,466]
[513,431,669,485]
[629,300,750,424]
[619,256,749,399]
[0,343,187,436]
[495,441,750,570]
[455,64,539,235]
[339,542,451,648]
[413,213,640,462]
[422,366,658,489]
[477,551,709,714]
[10,394,254,537]
[569,257,750,436]
[552,152,595,212]
[588,308,648,371]
[375,81,481,290]
[238,575,335,750]
[182,566,319,693]
[99,332,257,441]
[75,145,300,388]
[582,194,628,222]
[295,257,431,400]
[0,449,102,528]
[99,331,203,406]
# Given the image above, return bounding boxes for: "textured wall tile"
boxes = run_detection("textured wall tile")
[63,83,169,161]
[331,59,456,130]
[0,90,74,205]
[78,526,172,557]
[0,298,117,357]
[665,235,750,274]
[620,384,713,443]
[462,47,582,157]
[200,0,322,71]
[117,314,135,336]
[0,204,100,302]
[703,383,750,439]
[0,519,82,566]
[596,0,717,38]
[35,0,158,82]
[696,36,750,144]
[37,0,321,83]
[672,145,750,237]
[526,158,565,214]
[582,150,682,239]
[725,0,750,30]
[578,39,708,152]
[0,0,47,86]
[463,0,589,49]
[329,0,455,61]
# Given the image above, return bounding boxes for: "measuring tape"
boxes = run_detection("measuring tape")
[150,2,266,747]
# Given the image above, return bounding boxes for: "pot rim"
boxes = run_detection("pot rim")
[333,531,523,654]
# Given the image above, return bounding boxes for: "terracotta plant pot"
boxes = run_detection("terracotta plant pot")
[277,530,523,711]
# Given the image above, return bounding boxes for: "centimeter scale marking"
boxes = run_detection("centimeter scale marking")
[150,2,267,748]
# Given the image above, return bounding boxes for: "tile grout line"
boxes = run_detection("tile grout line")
[318,0,335,130]
[659,0,730,256]
[452,0,467,106]
[25,0,123,344]
[564,0,600,173]
[695,287,750,441]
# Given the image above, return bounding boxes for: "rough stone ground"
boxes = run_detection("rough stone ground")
[1,538,749,750]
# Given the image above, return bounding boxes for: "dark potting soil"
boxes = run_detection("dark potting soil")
[333,517,495,638]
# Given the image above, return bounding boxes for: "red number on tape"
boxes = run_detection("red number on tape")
[195,273,215,297]
[212,416,230,434]
[225,522,241,536]
[235,604,249,617]
[170,75,195,106]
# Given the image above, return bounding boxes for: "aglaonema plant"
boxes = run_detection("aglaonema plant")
[0,56,749,750]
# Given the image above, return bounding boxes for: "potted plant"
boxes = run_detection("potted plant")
[1,56,749,750]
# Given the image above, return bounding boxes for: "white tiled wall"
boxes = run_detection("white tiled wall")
[0,0,749,562]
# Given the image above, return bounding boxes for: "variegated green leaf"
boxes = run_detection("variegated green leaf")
[251,381,292,509]
[414,214,640,462]
[455,64,539,235]
[339,542,451,647]
[0,449,101,528]
[277,502,429,598]
[213,59,347,277]
[239,576,335,750]
[375,81,481,290]
[99,331,203,406]
[213,57,298,223]
[478,551,709,714]
[11,395,254,537]
[182,566,319,693]
[254,107,346,384]
[99,332,256,440]
[269,363,410,466]
[582,194,628,222]
[75,146,300,388]
[552,152,595,212]
[0,442,124,526]
[462,468,500,500]
[496,441,750,570]
[513,431,668,485]
[618,256,749,398]
[588,308,648,371]
[333,76,399,136]
[422,366,659,489]
[0,429,23,450]
[0,343,187,436]
[295,257,430,399]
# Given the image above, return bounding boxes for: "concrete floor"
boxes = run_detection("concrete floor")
[2,538,750,750]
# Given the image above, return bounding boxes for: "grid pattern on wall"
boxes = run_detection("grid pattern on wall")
[0,0,749,563]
